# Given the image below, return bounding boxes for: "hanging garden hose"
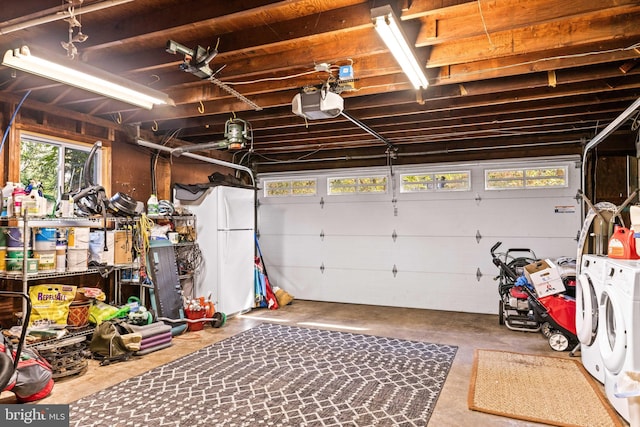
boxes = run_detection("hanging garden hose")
[130,213,155,286]
[137,213,155,255]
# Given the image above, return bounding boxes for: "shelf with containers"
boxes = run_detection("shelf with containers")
[80,216,143,306]
[146,214,199,296]
[114,257,154,306]
[0,217,100,282]
[0,215,142,379]
[0,215,140,303]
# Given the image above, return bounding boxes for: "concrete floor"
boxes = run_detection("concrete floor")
[0,300,627,426]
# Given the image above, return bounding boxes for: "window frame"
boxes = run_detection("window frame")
[19,132,109,200]
[327,174,388,195]
[484,165,569,190]
[399,170,471,193]
[263,178,318,197]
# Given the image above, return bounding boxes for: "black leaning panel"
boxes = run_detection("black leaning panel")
[147,241,182,319]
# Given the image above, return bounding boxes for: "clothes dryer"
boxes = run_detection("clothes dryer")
[576,254,607,383]
[599,258,640,423]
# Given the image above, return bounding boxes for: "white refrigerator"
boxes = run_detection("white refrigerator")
[176,185,255,316]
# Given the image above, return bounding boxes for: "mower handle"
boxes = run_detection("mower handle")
[490,241,502,255]
[0,291,31,388]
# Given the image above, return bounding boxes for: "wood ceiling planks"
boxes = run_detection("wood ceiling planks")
[0,0,637,171]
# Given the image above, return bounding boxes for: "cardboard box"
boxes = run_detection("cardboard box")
[114,230,132,265]
[524,259,565,298]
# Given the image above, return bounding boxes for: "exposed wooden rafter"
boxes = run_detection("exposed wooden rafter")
[0,0,638,172]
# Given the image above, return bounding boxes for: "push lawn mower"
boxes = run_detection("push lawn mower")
[490,241,579,351]
[0,292,31,391]
[490,241,540,332]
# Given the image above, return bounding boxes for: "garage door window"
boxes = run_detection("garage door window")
[400,171,470,193]
[485,166,568,190]
[264,179,317,197]
[328,175,387,195]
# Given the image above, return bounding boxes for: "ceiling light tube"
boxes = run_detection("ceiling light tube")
[371,5,428,90]
[2,45,174,109]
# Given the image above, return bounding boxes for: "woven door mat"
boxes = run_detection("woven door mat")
[468,349,624,427]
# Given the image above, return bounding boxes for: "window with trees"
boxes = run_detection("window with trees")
[400,171,471,192]
[327,175,387,195]
[264,178,317,197]
[19,133,101,200]
[485,166,568,190]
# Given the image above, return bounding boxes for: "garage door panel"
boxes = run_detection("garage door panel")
[258,203,323,234]
[476,236,577,261]
[273,266,324,301]
[257,156,580,314]
[391,197,579,238]
[322,201,395,235]
[259,235,321,267]
[408,272,497,313]
[322,236,393,269]
[392,199,481,235]
[320,268,397,306]
[320,269,496,313]
[392,237,481,272]
[385,271,496,313]
[476,196,579,237]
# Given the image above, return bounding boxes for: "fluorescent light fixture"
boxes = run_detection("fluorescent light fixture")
[0,0,135,35]
[371,5,429,90]
[2,45,174,109]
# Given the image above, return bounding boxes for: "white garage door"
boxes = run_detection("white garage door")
[256,156,581,314]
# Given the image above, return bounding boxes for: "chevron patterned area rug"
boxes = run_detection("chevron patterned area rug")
[70,323,457,426]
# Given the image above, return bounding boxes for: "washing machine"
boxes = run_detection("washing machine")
[599,258,640,423]
[576,254,607,383]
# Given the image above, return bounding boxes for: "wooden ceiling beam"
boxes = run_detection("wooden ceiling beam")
[435,38,640,84]
[344,90,640,130]
[2,0,637,173]
[112,25,383,78]
[403,0,475,18]
[123,63,640,126]
[250,132,585,166]
[151,85,640,146]
[408,0,640,45]
[180,103,621,139]
[112,39,637,119]
[251,119,595,149]
[251,109,620,143]
[154,92,639,144]
[79,0,362,56]
[425,8,640,67]
[81,1,369,58]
